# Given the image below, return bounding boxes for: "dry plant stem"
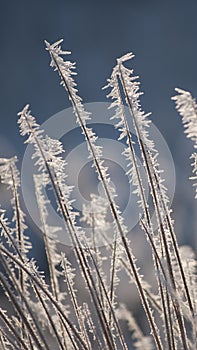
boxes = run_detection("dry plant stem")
[22,113,115,350]
[165,287,177,350]
[47,44,163,350]
[33,284,66,350]
[118,63,189,350]
[107,72,176,349]
[0,272,46,350]
[109,230,118,325]
[53,186,119,348]
[0,309,29,350]
[83,303,104,350]
[21,110,110,343]
[35,184,57,297]
[110,60,178,349]
[53,196,115,349]
[109,72,151,227]
[9,162,27,341]
[25,49,120,349]
[0,335,6,350]
[52,169,112,346]
[34,179,69,350]
[100,226,180,348]
[0,253,50,350]
[90,213,105,310]
[29,133,116,347]
[82,240,128,350]
[0,245,88,350]
[140,220,176,349]
[0,216,24,261]
[116,69,194,348]
[98,228,162,313]
[145,151,189,350]
[159,280,176,350]
[61,258,92,350]
[29,161,92,347]
[1,40,196,349]
[9,164,23,254]
[2,160,68,349]
[1,334,16,350]
[148,149,197,346]
[73,246,117,350]
[31,140,116,348]
[172,89,197,347]
[50,46,119,319]
[28,336,34,350]
[148,147,195,319]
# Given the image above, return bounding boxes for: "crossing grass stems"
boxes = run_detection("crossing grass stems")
[0,39,196,349]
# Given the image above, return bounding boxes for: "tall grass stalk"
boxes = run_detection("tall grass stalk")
[0,39,196,349]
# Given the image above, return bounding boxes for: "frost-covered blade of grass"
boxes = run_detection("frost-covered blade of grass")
[45,39,163,350]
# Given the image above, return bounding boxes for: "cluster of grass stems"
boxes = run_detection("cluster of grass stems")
[0,39,196,349]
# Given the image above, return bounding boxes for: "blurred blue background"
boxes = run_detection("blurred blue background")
[0,0,197,255]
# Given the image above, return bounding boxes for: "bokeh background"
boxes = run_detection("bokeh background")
[0,0,197,325]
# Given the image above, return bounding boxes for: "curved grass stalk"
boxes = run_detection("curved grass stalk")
[104,65,178,349]
[0,310,29,350]
[61,255,92,350]
[0,157,31,343]
[0,244,89,350]
[18,105,120,350]
[0,38,196,349]
[34,174,70,349]
[115,56,191,349]
[45,39,163,350]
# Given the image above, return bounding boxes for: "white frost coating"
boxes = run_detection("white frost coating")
[172,88,197,147]
[173,89,197,201]
[34,174,67,300]
[45,40,119,209]
[18,104,83,246]
[45,39,163,350]
[105,53,194,349]
[0,156,30,255]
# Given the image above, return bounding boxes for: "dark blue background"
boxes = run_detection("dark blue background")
[0,0,197,251]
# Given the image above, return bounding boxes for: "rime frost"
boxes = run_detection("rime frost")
[0,39,196,350]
